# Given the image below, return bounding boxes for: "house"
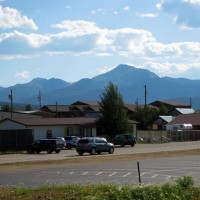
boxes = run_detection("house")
[41,101,101,118]
[0,117,99,140]
[152,116,174,130]
[168,108,195,116]
[166,113,200,130]
[150,100,191,112]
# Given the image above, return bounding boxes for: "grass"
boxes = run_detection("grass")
[0,176,200,200]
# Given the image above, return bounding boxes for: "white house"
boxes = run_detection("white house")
[0,117,98,140]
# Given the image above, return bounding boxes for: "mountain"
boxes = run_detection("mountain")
[1,64,200,109]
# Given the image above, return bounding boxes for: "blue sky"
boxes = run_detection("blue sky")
[0,0,200,86]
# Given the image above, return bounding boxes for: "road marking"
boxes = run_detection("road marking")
[109,172,117,177]
[123,172,131,177]
[70,172,74,175]
[82,172,88,175]
[140,173,146,177]
[96,172,102,175]
[151,174,159,178]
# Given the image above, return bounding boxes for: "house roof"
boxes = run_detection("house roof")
[167,113,200,126]
[41,105,70,112]
[125,104,158,112]
[150,100,190,108]
[71,101,99,106]
[0,111,42,120]
[0,117,98,127]
[173,108,195,114]
[159,116,174,123]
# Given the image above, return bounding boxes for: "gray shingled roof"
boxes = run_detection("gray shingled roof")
[1,117,97,126]
[167,113,200,126]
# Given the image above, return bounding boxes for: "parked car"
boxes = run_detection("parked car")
[27,139,63,154]
[76,137,114,156]
[112,134,136,147]
[65,136,80,149]
[47,137,66,149]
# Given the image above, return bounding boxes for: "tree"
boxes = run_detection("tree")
[131,106,159,130]
[2,104,11,112]
[25,104,32,111]
[97,82,130,139]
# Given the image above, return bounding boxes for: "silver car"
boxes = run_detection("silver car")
[76,137,114,156]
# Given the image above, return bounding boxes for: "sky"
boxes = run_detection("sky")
[0,0,200,87]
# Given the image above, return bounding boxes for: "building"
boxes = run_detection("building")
[0,117,99,140]
[166,113,200,130]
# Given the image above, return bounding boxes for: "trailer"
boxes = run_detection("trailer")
[165,124,193,131]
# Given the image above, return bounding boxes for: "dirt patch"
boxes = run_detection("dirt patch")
[0,148,200,170]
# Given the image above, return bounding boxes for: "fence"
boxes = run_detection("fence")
[0,129,34,152]
[137,130,200,143]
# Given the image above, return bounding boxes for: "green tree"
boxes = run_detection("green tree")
[97,82,130,139]
[159,103,169,115]
[2,104,11,112]
[25,104,32,111]
[131,106,159,130]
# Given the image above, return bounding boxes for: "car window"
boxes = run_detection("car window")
[78,139,89,144]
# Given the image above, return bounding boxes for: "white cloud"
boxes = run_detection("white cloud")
[0,5,38,30]
[0,19,200,77]
[137,13,158,18]
[96,66,114,74]
[184,0,200,5]
[143,61,200,77]
[15,70,30,78]
[123,6,130,11]
[159,0,200,29]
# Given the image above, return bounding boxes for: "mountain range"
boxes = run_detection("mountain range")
[1,64,200,110]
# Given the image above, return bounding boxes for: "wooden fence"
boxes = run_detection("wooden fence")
[136,130,200,142]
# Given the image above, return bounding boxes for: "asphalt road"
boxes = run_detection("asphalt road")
[0,141,200,187]
[1,155,200,187]
[1,141,200,164]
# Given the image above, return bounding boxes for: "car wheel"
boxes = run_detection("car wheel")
[109,147,114,154]
[97,151,101,155]
[120,142,124,147]
[47,149,52,154]
[131,143,135,147]
[36,150,40,154]
[66,143,72,149]
[91,148,96,155]
[78,151,83,156]
[27,148,33,154]
[55,149,61,153]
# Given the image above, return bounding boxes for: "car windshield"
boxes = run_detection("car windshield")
[78,139,89,144]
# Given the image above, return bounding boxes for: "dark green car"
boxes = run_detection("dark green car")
[76,137,114,156]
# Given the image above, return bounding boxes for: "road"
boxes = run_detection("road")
[0,141,200,187]
[0,155,200,187]
[1,141,200,164]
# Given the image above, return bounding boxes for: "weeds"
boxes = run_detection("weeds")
[0,176,199,200]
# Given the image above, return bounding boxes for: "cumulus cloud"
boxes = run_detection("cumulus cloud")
[15,70,30,78]
[159,0,200,29]
[137,13,158,18]
[0,6,38,30]
[0,19,200,77]
[123,6,130,11]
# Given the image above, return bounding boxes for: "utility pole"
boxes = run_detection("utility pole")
[8,89,13,118]
[190,98,192,108]
[38,91,42,110]
[144,85,147,109]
